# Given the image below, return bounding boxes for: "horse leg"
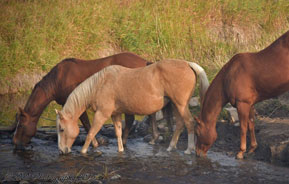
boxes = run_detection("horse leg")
[123,114,134,146]
[79,111,98,148]
[236,102,251,159]
[248,107,257,153]
[167,106,184,151]
[112,114,124,152]
[163,102,174,132]
[179,106,195,154]
[149,113,160,145]
[81,111,107,154]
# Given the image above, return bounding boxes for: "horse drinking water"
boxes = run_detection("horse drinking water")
[195,30,289,159]
[56,59,209,154]
[13,52,152,149]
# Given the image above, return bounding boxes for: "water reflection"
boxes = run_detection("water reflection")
[1,136,289,183]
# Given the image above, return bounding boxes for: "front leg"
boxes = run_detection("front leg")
[79,111,98,148]
[248,107,257,153]
[81,111,107,154]
[236,102,251,159]
[112,114,124,152]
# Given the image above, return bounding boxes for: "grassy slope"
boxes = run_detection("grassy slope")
[0,0,288,81]
[0,0,288,126]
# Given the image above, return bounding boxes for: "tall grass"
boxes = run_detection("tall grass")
[0,0,288,82]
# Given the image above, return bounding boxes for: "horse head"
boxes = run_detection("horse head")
[194,116,217,157]
[13,107,37,149]
[55,109,79,154]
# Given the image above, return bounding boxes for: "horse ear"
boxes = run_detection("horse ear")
[55,109,64,120]
[194,115,201,125]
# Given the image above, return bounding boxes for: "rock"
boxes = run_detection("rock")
[135,120,149,137]
[96,135,109,145]
[224,107,239,123]
[254,118,289,166]
[100,126,115,138]
[19,180,29,184]
[110,174,121,180]
[189,97,200,107]
[156,110,164,121]
[74,134,109,146]
[143,134,152,143]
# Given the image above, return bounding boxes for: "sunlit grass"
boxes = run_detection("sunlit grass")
[0,0,288,126]
[1,0,288,82]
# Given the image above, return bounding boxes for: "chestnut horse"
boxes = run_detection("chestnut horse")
[55,59,209,154]
[13,52,152,149]
[195,30,289,159]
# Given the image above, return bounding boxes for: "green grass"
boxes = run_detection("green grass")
[1,0,288,83]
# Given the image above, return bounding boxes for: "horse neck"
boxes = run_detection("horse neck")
[62,81,95,122]
[201,73,228,128]
[24,85,53,123]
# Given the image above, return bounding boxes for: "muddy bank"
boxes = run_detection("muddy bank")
[214,118,289,167]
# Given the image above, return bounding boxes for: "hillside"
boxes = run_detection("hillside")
[0,0,288,93]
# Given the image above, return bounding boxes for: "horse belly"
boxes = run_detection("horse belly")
[116,95,165,115]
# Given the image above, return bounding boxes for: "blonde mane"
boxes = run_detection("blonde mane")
[61,65,121,117]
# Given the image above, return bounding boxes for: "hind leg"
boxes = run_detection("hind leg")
[81,111,108,154]
[236,102,251,159]
[167,106,184,151]
[162,102,174,133]
[112,114,124,152]
[248,107,257,153]
[149,113,160,145]
[79,111,98,148]
[178,105,195,154]
[123,114,134,146]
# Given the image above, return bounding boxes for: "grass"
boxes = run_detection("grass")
[0,0,288,83]
[0,0,289,126]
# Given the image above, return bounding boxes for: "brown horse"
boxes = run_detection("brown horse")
[195,30,289,159]
[13,52,152,149]
[55,59,209,154]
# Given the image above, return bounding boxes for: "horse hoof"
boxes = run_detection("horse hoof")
[81,149,88,154]
[167,146,176,152]
[236,152,244,159]
[149,140,155,145]
[248,146,257,154]
[184,149,192,155]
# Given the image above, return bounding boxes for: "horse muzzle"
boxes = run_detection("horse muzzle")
[59,147,71,154]
[196,148,207,157]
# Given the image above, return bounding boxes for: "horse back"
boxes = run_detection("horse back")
[223,33,289,104]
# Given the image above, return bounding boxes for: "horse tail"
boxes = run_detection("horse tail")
[187,62,209,103]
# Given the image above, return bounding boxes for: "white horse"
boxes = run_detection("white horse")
[55,59,209,154]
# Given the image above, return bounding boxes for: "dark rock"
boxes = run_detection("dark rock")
[100,126,115,138]
[135,119,149,137]
[74,134,109,146]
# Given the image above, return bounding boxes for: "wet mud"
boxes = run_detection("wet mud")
[1,127,289,184]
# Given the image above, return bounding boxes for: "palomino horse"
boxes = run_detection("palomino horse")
[55,59,209,154]
[195,30,289,159]
[13,52,152,149]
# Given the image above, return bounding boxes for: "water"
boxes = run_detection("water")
[1,134,289,184]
